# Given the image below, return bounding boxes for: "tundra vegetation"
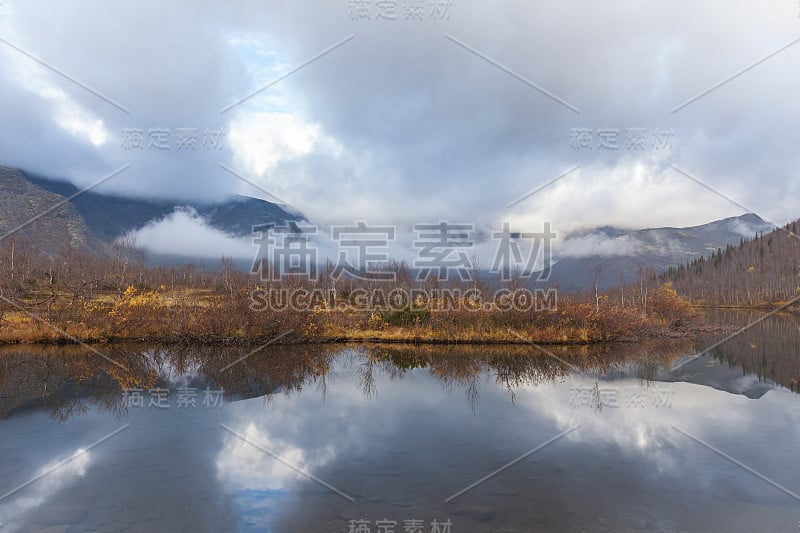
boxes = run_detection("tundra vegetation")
[0,237,704,346]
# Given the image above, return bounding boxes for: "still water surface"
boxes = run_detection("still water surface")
[1,310,799,532]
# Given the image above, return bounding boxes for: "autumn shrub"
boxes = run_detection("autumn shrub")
[651,282,695,328]
[108,286,167,337]
[380,304,431,327]
[588,305,646,338]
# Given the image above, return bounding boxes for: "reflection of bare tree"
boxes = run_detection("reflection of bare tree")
[590,380,604,413]
[0,345,159,421]
[358,359,377,399]
[704,309,800,392]
[491,351,569,399]
[316,372,328,403]
[364,341,695,409]
[0,337,705,420]
[465,376,479,412]
[0,343,345,422]
[633,349,661,383]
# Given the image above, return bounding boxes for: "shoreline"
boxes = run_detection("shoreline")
[692,303,800,314]
[0,329,706,348]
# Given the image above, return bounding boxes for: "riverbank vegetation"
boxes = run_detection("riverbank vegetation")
[0,240,707,346]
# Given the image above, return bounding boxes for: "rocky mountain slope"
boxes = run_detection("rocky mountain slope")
[0,167,102,252]
[0,166,302,254]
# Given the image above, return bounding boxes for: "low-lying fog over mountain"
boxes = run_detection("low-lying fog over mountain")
[0,165,774,289]
[546,213,775,290]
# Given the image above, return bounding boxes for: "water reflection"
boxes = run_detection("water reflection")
[703,308,800,392]
[0,442,92,531]
[1,311,799,531]
[1,331,797,423]
[0,342,671,421]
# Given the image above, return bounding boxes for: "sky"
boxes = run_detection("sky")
[0,0,798,255]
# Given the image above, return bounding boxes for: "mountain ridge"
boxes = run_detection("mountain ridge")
[545,213,775,290]
[0,166,302,251]
[661,218,800,305]
[0,166,782,289]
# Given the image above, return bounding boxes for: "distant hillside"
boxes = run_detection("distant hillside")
[544,214,775,291]
[0,167,102,252]
[0,166,302,257]
[26,172,302,241]
[661,219,800,306]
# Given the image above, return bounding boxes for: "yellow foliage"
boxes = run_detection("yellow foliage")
[651,282,693,326]
[110,286,163,321]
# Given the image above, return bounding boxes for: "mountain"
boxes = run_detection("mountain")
[0,167,103,252]
[0,166,302,253]
[542,214,776,291]
[661,218,800,305]
[0,165,782,281]
[26,171,302,241]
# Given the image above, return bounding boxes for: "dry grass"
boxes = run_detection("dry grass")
[0,283,703,346]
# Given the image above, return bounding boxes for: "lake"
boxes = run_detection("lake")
[1,310,799,532]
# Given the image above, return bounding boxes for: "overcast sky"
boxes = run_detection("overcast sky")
[0,0,798,240]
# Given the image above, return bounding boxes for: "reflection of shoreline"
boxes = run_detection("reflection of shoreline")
[2,306,798,423]
[3,336,778,421]
[702,309,800,393]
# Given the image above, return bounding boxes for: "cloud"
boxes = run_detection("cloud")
[228,111,333,177]
[559,233,642,258]
[208,350,800,530]
[0,0,797,232]
[123,207,254,259]
[728,216,771,238]
[0,447,91,532]
[216,422,337,493]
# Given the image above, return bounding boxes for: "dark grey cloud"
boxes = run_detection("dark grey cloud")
[0,0,797,233]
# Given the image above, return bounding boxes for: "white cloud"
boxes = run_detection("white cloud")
[123,207,254,259]
[216,422,337,492]
[0,21,109,148]
[0,448,91,532]
[505,160,747,237]
[229,111,325,177]
[559,233,642,258]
